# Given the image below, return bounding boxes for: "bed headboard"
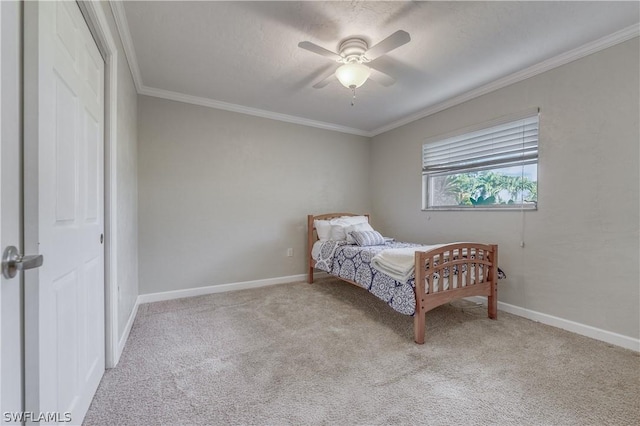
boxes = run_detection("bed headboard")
[307,213,369,283]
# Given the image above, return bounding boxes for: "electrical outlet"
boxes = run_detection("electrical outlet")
[286,248,294,257]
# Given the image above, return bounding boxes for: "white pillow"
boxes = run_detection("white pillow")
[316,216,370,241]
[329,224,348,241]
[338,215,369,226]
[345,222,375,244]
[314,220,332,240]
[325,216,369,241]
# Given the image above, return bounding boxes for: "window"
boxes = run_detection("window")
[422,110,539,210]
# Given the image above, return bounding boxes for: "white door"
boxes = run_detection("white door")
[23,1,105,423]
[1,1,25,422]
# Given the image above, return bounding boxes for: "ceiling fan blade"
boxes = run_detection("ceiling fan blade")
[298,41,342,62]
[312,70,337,89]
[364,30,411,61]
[368,67,396,87]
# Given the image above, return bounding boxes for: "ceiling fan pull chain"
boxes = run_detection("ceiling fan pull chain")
[351,86,356,106]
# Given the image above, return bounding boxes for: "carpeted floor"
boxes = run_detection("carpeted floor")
[84,278,639,425]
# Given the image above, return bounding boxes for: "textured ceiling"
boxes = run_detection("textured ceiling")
[119,1,640,135]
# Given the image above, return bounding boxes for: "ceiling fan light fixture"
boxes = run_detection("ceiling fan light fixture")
[335,63,371,89]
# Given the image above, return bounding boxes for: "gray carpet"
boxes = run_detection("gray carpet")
[84,278,639,425]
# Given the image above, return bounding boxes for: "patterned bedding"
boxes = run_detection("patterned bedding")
[313,240,423,315]
[312,240,505,316]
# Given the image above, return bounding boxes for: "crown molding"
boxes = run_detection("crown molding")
[369,23,640,136]
[139,85,371,137]
[108,0,637,139]
[109,0,143,92]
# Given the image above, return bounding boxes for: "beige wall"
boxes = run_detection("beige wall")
[99,2,139,342]
[137,96,371,294]
[370,38,640,339]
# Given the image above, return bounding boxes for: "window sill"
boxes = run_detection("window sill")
[422,205,537,212]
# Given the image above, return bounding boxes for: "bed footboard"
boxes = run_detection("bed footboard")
[413,243,498,344]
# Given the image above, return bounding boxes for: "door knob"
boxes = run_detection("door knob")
[2,246,44,279]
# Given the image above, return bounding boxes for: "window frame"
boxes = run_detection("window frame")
[421,109,539,211]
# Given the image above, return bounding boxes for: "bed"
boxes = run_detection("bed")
[307,213,500,344]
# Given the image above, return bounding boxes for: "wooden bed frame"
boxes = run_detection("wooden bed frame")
[307,213,498,344]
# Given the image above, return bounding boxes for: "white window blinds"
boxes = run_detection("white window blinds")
[422,113,539,174]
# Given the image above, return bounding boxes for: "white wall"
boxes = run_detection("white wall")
[99,2,139,343]
[370,38,639,340]
[137,96,371,294]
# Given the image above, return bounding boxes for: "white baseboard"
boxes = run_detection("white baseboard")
[137,273,323,304]
[114,297,140,366]
[466,296,639,352]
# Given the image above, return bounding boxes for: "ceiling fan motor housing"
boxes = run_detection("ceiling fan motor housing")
[339,38,369,63]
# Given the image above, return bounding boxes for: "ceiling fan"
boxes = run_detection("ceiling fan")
[298,30,411,104]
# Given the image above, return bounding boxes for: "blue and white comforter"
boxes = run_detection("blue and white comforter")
[313,240,423,315]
